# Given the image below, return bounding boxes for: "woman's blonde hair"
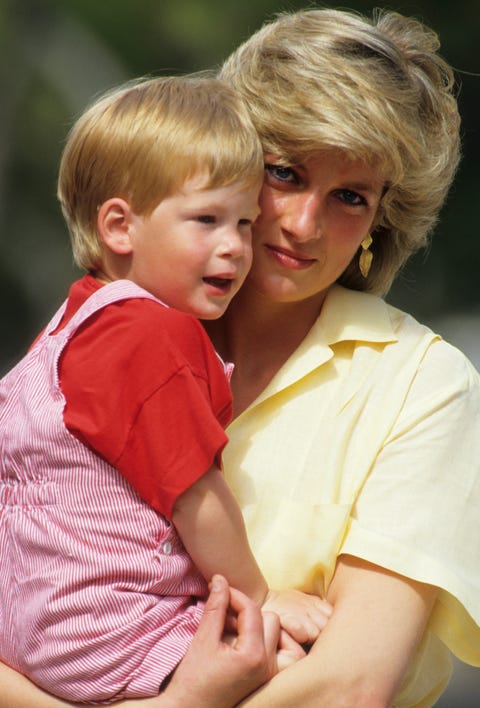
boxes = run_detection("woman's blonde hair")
[58,74,264,271]
[220,8,461,295]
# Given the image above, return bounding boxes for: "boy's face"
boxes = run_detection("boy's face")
[128,173,260,319]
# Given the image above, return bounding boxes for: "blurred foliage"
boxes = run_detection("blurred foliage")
[1,0,479,372]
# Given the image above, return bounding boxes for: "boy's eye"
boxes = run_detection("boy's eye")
[238,218,253,226]
[265,164,297,184]
[196,215,216,223]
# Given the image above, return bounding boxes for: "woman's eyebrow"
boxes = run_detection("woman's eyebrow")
[343,180,383,195]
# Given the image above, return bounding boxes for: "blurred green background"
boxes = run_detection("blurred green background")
[1,0,480,373]
[0,0,479,703]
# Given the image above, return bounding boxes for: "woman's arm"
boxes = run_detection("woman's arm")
[0,576,281,708]
[238,554,438,708]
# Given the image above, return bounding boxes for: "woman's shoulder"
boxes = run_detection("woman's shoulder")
[326,286,479,393]
[322,286,438,355]
[385,300,480,385]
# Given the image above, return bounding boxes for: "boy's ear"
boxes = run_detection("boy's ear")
[97,198,135,255]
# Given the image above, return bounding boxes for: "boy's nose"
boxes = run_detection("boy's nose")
[220,227,248,258]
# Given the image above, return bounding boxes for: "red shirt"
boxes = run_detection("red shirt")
[57,275,231,518]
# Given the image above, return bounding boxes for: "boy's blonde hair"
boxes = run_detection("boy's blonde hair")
[58,75,264,271]
[220,9,461,295]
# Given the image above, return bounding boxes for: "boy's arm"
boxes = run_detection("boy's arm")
[172,466,332,644]
[172,465,268,605]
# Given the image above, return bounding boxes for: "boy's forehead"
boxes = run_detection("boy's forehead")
[178,170,212,193]
[177,171,261,197]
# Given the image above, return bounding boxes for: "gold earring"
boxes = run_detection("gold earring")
[359,234,373,278]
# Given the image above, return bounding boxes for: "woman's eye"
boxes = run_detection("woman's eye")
[238,218,252,226]
[337,190,367,207]
[265,164,297,184]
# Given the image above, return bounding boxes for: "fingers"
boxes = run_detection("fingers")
[278,629,307,656]
[195,574,230,646]
[311,596,333,621]
[167,577,277,706]
[280,605,330,644]
[276,629,307,672]
[262,610,281,655]
[265,589,333,644]
[261,610,282,677]
[297,594,333,624]
[303,597,333,641]
[229,587,280,682]
[280,614,321,645]
[229,585,271,652]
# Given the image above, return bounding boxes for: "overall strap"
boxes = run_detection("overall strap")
[42,299,69,337]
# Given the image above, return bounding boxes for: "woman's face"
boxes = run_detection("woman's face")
[247,150,384,305]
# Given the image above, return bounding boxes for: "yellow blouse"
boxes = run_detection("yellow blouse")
[223,285,480,707]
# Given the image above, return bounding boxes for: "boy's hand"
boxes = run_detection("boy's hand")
[263,589,333,645]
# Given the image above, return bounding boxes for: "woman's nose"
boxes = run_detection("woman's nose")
[283,192,323,243]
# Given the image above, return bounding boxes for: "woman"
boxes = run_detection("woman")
[2,7,479,707]
[213,8,480,706]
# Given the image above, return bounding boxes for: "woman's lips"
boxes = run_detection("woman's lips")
[264,244,316,270]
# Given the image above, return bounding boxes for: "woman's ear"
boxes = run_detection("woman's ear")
[97,198,135,255]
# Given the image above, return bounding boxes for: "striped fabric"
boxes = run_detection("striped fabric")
[0,280,207,703]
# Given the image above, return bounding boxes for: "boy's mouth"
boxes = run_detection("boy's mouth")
[203,276,233,293]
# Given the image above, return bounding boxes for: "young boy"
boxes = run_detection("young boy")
[0,76,329,703]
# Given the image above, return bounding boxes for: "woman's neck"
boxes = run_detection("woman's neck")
[206,284,327,416]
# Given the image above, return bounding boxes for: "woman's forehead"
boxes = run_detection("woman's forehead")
[288,148,386,181]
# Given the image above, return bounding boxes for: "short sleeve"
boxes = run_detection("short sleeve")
[113,364,229,518]
[341,338,480,664]
[60,298,232,519]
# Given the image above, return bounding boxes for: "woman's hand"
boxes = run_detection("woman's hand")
[164,575,281,707]
[275,629,308,672]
